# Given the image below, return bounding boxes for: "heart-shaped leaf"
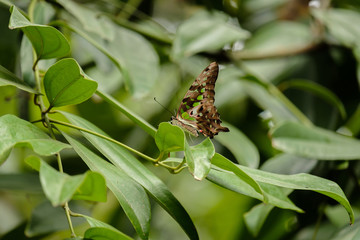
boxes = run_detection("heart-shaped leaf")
[44,58,97,108]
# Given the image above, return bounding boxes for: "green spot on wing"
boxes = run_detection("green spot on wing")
[181,112,196,121]
[193,102,200,107]
[182,112,190,119]
[197,95,203,100]
[201,88,205,93]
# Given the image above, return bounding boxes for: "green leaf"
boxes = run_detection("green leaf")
[209,156,354,223]
[81,215,132,240]
[312,8,360,49]
[271,121,360,160]
[241,165,354,223]
[235,21,314,59]
[59,111,199,240]
[278,79,347,119]
[212,153,265,201]
[62,133,151,240]
[341,103,360,136]
[0,173,42,193]
[241,75,312,125]
[0,65,37,93]
[215,121,260,168]
[84,227,133,240]
[8,6,70,60]
[172,10,250,59]
[57,0,114,41]
[184,138,214,180]
[241,76,299,123]
[244,203,274,237]
[207,169,302,212]
[155,122,185,152]
[96,90,157,137]
[0,114,71,165]
[43,58,98,108]
[25,201,86,237]
[329,220,360,240]
[261,153,317,175]
[25,156,107,206]
[55,1,160,97]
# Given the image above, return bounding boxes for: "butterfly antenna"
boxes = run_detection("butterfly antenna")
[154,97,173,115]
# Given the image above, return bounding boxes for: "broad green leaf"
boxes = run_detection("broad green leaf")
[332,221,360,240]
[63,133,151,240]
[155,122,185,152]
[55,2,159,97]
[20,36,36,86]
[209,157,354,223]
[271,121,360,160]
[341,103,360,137]
[261,153,317,175]
[0,173,42,193]
[96,90,157,137]
[44,58,98,108]
[25,201,86,237]
[8,6,70,60]
[212,153,265,201]
[172,10,250,59]
[215,122,260,168]
[313,8,360,49]
[84,227,133,240]
[241,76,299,123]
[244,203,274,237]
[241,75,312,125]
[130,19,173,44]
[184,138,214,180]
[234,21,314,59]
[81,215,132,240]
[207,169,302,212]
[0,114,70,165]
[59,112,199,240]
[325,205,350,227]
[278,79,347,119]
[240,165,354,223]
[57,0,114,41]
[25,156,107,206]
[0,65,37,93]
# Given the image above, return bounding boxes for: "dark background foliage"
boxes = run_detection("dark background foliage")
[0,0,360,239]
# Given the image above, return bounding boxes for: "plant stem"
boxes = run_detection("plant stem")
[49,118,158,163]
[28,2,75,236]
[63,202,76,238]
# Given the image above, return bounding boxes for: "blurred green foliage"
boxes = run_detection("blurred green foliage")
[0,0,360,239]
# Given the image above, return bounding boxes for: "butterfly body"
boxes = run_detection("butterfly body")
[171,62,229,138]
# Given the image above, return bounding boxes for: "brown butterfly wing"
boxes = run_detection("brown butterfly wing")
[174,62,229,138]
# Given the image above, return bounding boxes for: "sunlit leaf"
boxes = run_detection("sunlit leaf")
[0,65,37,93]
[0,114,70,165]
[271,121,360,160]
[185,138,214,180]
[44,58,98,108]
[25,156,107,206]
[155,122,185,153]
[60,111,199,240]
[9,6,70,60]
[172,10,249,59]
[63,133,151,240]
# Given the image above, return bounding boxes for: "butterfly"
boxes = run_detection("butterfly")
[171,62,229,138]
